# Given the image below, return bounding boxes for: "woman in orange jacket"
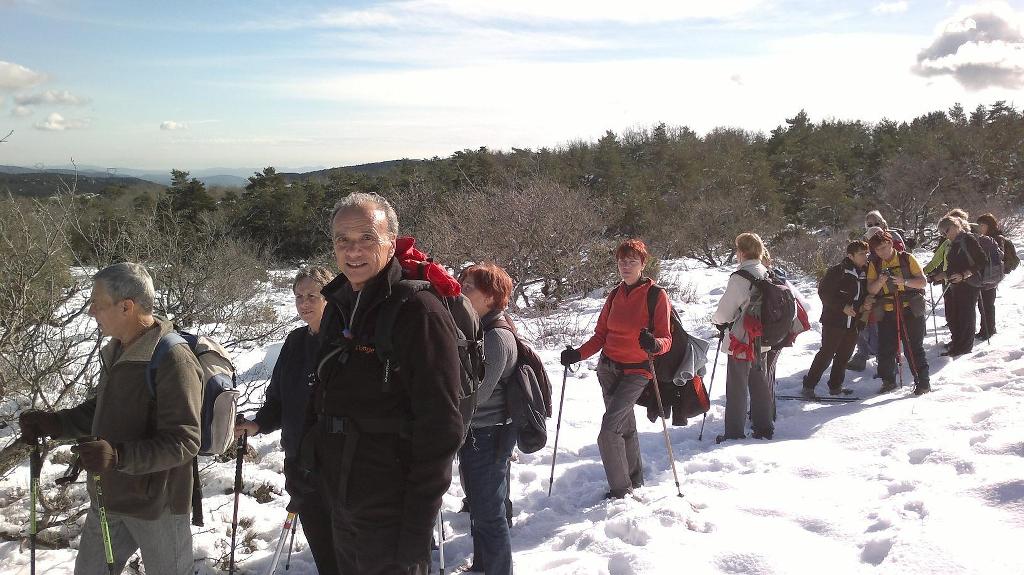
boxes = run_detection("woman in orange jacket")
[561,239,672,499]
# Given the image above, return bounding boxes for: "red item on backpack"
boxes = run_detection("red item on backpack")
[394,237,461,297]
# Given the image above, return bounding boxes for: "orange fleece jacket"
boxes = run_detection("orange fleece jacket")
[578,279,672,377]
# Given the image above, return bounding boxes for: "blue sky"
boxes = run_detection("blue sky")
[1,0,1022,171]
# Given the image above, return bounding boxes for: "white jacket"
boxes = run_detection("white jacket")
[712,259,769,356]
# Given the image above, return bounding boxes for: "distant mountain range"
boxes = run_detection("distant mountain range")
[0,160,415,191]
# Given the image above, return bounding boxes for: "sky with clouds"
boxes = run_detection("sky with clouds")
[1,0,1022,171]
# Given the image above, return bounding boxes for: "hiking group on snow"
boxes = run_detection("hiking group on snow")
[16,193,1019,575]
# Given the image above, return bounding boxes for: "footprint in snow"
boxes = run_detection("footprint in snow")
[861,536,895,566]
[971,409,993,423]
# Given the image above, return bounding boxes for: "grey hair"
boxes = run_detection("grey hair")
[292,265,335,291]
[865,210,888,229]
[93,262,156,313]
[330,192,399,237]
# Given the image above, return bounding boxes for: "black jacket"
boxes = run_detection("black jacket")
[818,257,867,329]
[253,325,319,461]
[947,232,988,277]
[307,257,463,564]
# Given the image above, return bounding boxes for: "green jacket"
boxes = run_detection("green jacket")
[57,316,203,519]
[924,239,950,275]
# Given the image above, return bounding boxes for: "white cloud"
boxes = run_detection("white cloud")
[14,89,89,106]
[872,1,909,15]
[34,112,89,131]
[914,3,1024,89]
[247,0,764,30]
[0,60,46,90]
[160,120,189,130]
[11,105,33,117]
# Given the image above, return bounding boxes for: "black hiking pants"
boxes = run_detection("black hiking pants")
[804,324,859,392]
[948,283,980,355]
[977,287,997,338]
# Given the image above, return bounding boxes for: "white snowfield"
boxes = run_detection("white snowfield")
[2,255,1022,574]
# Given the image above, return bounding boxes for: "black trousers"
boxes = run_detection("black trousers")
[805,324,859,391]
[285,457,341,575]
[948,283,980,354]
[977,287,997,337]
[878,306,929,386]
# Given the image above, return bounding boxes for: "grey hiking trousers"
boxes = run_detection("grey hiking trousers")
[75,504,193,575]
[724,354,774,439]
[596,358,647,496]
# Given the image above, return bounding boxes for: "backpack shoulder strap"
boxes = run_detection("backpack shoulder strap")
[733,268,757,284]
[375,279,432,364]
[146,332,190,397]
[645,283,664,330]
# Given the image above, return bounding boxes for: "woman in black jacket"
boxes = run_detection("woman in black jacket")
[235,266,338,575]
[975,213,1019,340]
[802,241,869,397]
[939,216,988,357]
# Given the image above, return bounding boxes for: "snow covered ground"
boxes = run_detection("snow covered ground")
[2,255,1023,574]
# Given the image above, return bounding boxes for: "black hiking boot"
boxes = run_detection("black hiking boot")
[604,488,631,500]
[828,387,854,396]
[715,434,745,445]
[751,428,774,440]
[913,382,931,396]
[877,380,898,394]
[847,355,867,372]
[800,386,817,399]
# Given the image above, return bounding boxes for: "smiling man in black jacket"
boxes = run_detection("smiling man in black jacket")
[802,241,870,397]
[302,192,464,575]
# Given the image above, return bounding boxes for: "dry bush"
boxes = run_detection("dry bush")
[769,228,850,280]
[72,207,287,350]
[416,177,616,310]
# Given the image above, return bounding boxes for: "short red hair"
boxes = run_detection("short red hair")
[867,230,893,252]
[615,239,649,263]
[458,262,514,310]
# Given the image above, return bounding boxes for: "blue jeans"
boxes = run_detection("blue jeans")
[460,425,517,575]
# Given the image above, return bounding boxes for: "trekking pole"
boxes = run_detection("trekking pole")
[262,511,297,575]
[229,431,248,575]
[548,347,572,497]
[436,512,445,575]
[893,290,905,388]
[648,355,684,498]
[71,436,114,574]
[285,516,298,571]
[928,283,939,346]
[29,439,42,575]
[698,330,725,441]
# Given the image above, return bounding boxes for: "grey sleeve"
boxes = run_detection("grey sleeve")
[476,328,517,407]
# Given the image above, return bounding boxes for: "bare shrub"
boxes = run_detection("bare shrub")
[72,206,287,350]
[769,228,849,280]
[415,177,616,310]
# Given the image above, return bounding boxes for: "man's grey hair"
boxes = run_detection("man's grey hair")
[93,262,156,314]
[330,192,399,237]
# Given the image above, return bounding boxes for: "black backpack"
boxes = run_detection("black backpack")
[962,234,1003,289]
[487,315,553,454]
[733,268,798,350]
[375,280,484,444]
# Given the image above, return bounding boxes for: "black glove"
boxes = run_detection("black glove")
[18,410,62,444]
[713,323,731,337]
[560,348,581,366]
[638,328,660,354]
[72,439,119,473]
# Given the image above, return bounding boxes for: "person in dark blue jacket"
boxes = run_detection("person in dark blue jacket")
[236,266,338,575]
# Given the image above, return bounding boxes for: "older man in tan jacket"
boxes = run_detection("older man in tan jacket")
[20,262,203,575]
